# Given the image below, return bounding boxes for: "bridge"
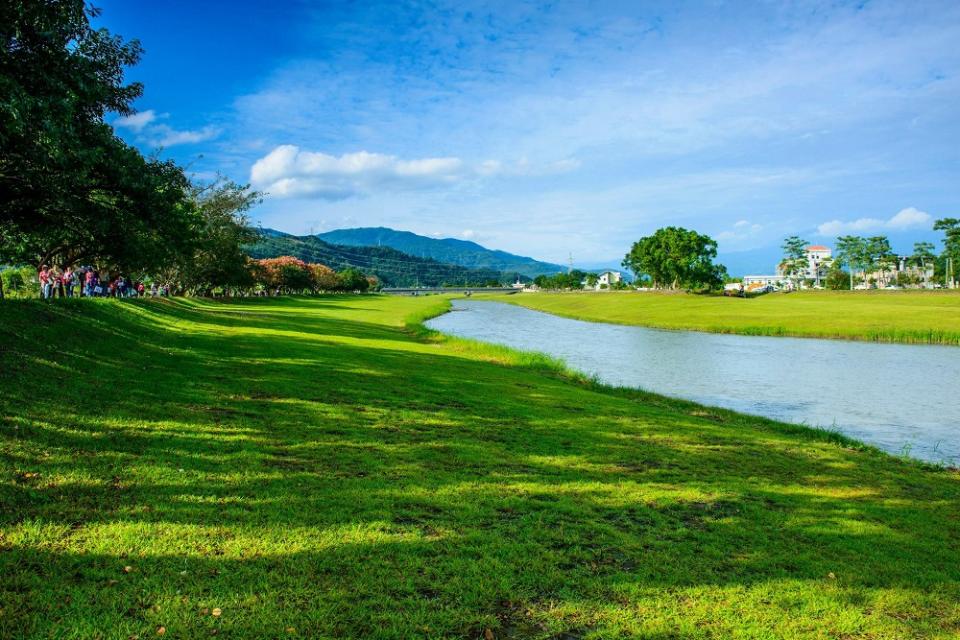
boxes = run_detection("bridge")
[381,287,521,296]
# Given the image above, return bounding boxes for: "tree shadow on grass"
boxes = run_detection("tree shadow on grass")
[2,297,960,638]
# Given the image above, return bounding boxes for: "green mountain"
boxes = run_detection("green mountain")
[248,229,520,287]
[317,227,566,278]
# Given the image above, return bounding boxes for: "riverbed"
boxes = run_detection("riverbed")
[426,299,960,464]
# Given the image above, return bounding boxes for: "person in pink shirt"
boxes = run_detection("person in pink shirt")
[63,267,76,297]
[38,266,51,299]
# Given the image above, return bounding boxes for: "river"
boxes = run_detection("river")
[426,299,960,465]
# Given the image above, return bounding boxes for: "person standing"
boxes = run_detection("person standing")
[38,266,51,299]
[63,267,76,297]
[55,268,65,298]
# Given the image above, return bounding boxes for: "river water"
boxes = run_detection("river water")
[426,299,960,465]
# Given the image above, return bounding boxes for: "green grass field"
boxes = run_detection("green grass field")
[493,290,960,345]
[2,295,959,639]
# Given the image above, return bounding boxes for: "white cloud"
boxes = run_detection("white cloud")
[817,207,932,236]
[113,109,157,132]
[113,108,219,147]
[887,206,933,229]
[147,124,220,147]
[250,145,465,199]
[717,220,763,242]
[470,157,581,178]
[461,229,476,239]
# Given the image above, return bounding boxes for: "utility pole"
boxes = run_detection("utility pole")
[568,252,574,274]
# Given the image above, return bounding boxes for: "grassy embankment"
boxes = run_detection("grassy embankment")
[1,295,959,639]
[494,290,960,345]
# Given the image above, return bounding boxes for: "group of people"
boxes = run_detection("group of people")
[37,266,170,299]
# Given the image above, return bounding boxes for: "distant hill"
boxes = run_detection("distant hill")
[248,229,521,287]
[317,227,566,278]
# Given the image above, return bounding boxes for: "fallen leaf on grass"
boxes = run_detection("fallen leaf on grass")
[484,628,495,640]
[156,627,166,636]
[212,608,222,617]
[123,566,133,573]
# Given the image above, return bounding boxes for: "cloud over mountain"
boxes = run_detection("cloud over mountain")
[250,145,464,199]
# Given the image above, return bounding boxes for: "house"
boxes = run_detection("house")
[598,271,621,286]
[586,270,621,290]
[743,274,783,290]
[803,245,833,282]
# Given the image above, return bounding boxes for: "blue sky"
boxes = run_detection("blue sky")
[97,0,960,269]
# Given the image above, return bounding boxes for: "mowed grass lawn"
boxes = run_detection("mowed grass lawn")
[495,290,960,345]
[1,295,959,639]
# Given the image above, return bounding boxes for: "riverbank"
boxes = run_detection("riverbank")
[2,296,959,638]
[492,290,960,345]
[428,298,960,464]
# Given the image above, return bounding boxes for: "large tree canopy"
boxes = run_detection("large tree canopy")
[622,227,726,290]
[158,178,262,294]
[0,0,197,271]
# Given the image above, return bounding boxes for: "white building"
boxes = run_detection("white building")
[582,271,622,290]
[588,270,621,290]
[743,274,783,290]
[777,245,833,282]
[803,245,833,281]
[598,271,621,286]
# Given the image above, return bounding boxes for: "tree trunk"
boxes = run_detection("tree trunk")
[0,275,4,300]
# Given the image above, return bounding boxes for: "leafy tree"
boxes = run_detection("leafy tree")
[835,236,867,288]
[309,263,338,292]
[0,1,198,278]
[911,241,936,286]
[622,227,725,290]
[934,218,960,286]
[531,270,590,290]
[161,178,262,294]
[0,265,34,298]
[866,236,894,287]
[825,261,851,290]
[779,236,808,289]
[256,256,312,293]
[337,268,370,292]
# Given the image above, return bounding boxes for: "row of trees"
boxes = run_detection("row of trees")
[255,257,375,294]
[532,270,589,290]
[621,227,727,290]
[1,2,355,299]
[781,216,959,290]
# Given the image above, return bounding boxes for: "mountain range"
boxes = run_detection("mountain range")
[317,227,567,278]
[248,229,517,287]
